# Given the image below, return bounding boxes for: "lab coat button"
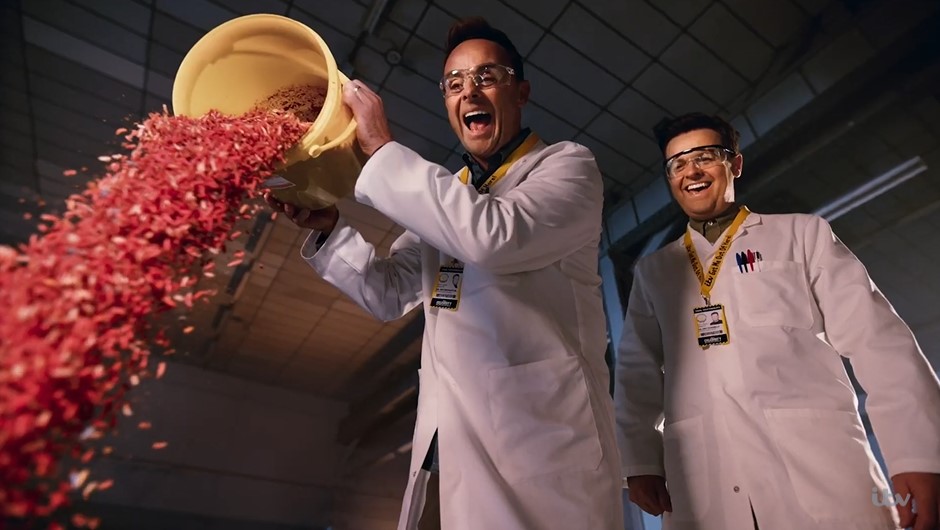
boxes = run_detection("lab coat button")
[733,486,740,492]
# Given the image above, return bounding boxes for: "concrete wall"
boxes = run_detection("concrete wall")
[71,362,403,529]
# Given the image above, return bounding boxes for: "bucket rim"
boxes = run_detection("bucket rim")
[171,13,342,119]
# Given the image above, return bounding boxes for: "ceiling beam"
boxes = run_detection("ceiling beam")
[338,361,419,444]
[606,9,940,257]
[340,311,423,401]
[342,409,417,476]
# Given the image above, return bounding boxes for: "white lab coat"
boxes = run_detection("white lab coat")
[303,138,623,529]
[615,211,940,530]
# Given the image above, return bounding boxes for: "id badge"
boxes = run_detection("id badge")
[430,260,463,311]
[693,304,730,349]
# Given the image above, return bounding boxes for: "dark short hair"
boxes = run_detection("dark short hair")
[444,17,525,81]
[653,113,740,155]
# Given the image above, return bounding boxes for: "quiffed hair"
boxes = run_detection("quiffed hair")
[653,113,740,154]
[444,17,525,81]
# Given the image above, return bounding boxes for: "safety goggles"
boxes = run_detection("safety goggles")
[439,64,516,97]
[664,145,736,179]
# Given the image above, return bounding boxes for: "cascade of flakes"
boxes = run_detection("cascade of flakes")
[0,107,313,525]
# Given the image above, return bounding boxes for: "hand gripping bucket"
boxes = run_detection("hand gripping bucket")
[172,14,366,210]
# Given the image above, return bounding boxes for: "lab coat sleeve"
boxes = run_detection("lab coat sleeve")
[614,262,667,479]
[352,141,602,275]
[300,216,423,322]
[805,215,940,476]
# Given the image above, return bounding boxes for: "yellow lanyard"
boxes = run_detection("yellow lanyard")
[683,206,750,305]
[458,133,540,193]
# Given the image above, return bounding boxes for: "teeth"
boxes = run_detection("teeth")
[463,110,491,129]
[686,182,709,191]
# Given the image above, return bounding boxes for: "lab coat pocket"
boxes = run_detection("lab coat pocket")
[732,260,813,329]
[487,356,602,484]
[663,416,710,521]
[763,408,889,523]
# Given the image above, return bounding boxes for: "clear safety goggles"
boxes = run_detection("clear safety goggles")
[439,64,516,97]
[664,145,736,179]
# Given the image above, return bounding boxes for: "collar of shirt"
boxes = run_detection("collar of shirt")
[461,127,532,190]
[689,204,741,244]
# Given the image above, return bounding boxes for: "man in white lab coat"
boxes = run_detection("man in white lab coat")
[615,113,940,530]
[266,17,622,530]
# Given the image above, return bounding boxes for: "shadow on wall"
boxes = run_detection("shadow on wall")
[44,503,331,530]
[9,362,360,530]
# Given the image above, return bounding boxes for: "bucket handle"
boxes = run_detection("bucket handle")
[299,117,359,159]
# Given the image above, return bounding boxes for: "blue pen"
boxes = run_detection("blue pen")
[736,251,745,273]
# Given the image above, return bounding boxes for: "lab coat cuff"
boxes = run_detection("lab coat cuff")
[886,458,940,478]
[622,465,666,482]
[299,231,321,260]
[300,216,346,258]
[300,217,358,274]
[299,230,329,259]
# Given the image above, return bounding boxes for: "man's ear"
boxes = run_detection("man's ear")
[731,153,744,178]
[517,80,531,107]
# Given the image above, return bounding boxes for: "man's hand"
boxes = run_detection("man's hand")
[341,79,393,157]
[264,191,339,234]
[893,472,940,530]
[627,474,672,516]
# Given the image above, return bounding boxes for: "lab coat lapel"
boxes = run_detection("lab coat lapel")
[687,225,718,263]
[685,211,762,264]
[485,139,546,196]
[734,211,762,243]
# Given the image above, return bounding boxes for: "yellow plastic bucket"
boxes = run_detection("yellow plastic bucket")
[172,14,365,210]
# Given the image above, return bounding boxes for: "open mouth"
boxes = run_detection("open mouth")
[685,181,712,194]
[463,110,492,133]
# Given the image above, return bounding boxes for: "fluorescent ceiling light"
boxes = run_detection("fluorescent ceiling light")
[814,156,928,222]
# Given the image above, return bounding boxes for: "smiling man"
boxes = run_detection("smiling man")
[266,17,622,530]
[615,113,940,530]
